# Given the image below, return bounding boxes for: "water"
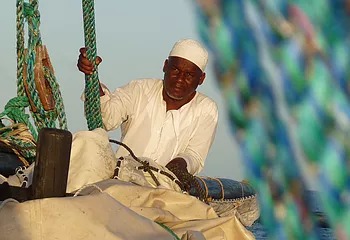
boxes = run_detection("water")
[247,191,337,239]
[248,223,336,240]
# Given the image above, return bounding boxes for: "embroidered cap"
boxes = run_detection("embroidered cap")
[169,39,208,72]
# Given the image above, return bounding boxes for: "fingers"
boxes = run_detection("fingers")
[77,54,94,75]
[79,47,87,56]
[96,56,103,65]
[77,47,102,75]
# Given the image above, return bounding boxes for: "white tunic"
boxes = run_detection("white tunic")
[100,79,218,174]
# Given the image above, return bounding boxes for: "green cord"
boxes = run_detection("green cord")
[156,222,181,240]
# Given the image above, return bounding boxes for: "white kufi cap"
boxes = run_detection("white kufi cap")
[169,39,208,72]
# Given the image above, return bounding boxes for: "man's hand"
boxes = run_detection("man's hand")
[166,158,193,191]
[166,158,187,170]
[77,47,102,75]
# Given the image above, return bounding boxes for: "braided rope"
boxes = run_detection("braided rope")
[166,164,207,202]
[8,0,68,142]
[0,0,68,169]
[81,0,103,130]
[194,0,350,239]
[0,96,37,138]
[16,0,25,98]
[43,67,68,130]
[0,122,36,165]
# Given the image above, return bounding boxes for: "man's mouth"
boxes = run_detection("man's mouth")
[174,83,185,90]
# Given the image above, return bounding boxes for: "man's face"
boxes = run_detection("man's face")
[163,56,205,101]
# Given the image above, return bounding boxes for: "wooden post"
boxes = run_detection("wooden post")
[31,128,72,199]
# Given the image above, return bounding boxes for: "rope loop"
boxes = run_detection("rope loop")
[1,96,30,124]
[12,0,68,140]
[4,96,30,110]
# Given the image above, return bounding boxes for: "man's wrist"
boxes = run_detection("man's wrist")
[99,83,105,96]
[166,157,187,170]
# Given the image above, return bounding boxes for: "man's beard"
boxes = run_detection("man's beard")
[165,88,184,101]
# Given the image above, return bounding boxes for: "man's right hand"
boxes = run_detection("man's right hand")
[77,47,102,75]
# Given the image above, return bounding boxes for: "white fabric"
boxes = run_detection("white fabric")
[100,79,218,175]
[66,128,181,193]
[66,128,117,192]
[0,191,177,240]
[169,39,209,72]
[0,180,256,240]
[0,129,256,239]
[66,129,259,228]
[113,155,183,192]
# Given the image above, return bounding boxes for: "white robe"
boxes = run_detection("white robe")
[100,79,218,175]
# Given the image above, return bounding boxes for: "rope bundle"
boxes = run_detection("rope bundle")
[1,0,68,167]
[194,0,350,239]
[0,122,36,165]
[3,0,68,141]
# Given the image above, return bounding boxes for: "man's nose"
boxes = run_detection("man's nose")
[176,71,186,81]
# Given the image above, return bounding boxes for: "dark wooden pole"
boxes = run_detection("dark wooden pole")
[31,128,72,199]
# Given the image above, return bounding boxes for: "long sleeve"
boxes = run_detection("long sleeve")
[175,99,218,175]
[99,81,141,131]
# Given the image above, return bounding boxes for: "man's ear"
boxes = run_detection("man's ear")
[163,59,169,73]
[199,72,206,85]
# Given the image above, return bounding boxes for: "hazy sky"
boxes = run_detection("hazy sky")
[0,1,245,180]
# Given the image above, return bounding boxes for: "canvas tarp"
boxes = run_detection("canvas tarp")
[0,128,256,239]
[0,179,255,240]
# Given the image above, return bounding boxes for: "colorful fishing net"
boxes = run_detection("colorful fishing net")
[193,0,350,239]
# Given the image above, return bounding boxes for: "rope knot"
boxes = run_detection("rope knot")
[138,161,150,172]
[1,96,30,121]
[5,96,30,109]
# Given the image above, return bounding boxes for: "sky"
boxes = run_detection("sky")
[0,1,245,180]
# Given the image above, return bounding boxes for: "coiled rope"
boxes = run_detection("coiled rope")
[194,0,350,239]
[0,122,36,166]
[1,0,68,165]
[15,0,68,137]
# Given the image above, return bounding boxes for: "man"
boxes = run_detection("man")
[77,39,218,190]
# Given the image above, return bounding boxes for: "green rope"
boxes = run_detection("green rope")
[195,1,350,239]
[43,67,68,130]
[11,0,68,141]
[155,222,181,240]
[81,0,103,130]
[0,0,69,166]
[2,136,36,163]
[0,96,37,139]
[16,0,26,98]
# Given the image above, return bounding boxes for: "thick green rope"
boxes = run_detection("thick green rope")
[0,96,37,139]
[13,0,68,137]
[22,0,56,132]
[0,0,68,157]
[81,0,103,130]
[194,1,349,239]
[0,0,69,164]
[16,0,26,98]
